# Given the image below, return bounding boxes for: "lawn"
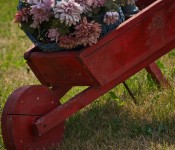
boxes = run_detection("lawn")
[1,0,175,149]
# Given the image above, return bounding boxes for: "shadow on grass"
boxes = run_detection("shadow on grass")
[59,95,175,150]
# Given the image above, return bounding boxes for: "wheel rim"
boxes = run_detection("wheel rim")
[1,85,65,149]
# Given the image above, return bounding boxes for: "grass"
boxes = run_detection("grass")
[1,0,175,149]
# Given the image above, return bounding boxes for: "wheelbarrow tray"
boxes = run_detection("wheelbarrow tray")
[2,0,175,149]
[25,0,175,88]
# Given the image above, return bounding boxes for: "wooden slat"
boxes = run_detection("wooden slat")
[80,0,175,86]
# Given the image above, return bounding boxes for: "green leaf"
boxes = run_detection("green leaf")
[93,7,102,14]
[51,19,70,35]
[168,50,175,58]
[156,60,166,70]
[104,0,114,9]
[20,22,35,34]
[109,91,125,106]
[109,91,118,99]
[157,124,167,133]
[146,73,154,87]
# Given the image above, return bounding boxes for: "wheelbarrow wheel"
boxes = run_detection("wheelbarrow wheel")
[1,85,65,150]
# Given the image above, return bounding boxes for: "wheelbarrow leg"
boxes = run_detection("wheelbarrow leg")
[122,61,170,104]
[52,85,73,100]
[123,82,137,104]
[145,62,170,88]
[32,61,170,137]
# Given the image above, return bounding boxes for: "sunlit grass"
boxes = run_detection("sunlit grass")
[0,1,175,149]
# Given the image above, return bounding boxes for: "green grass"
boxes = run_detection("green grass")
[1,1,175,149]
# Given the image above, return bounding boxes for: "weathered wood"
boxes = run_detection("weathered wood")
[32,0,175,136]
[80,0,175,86]
[1,85,65,149]
[25,51,96,87]
[2,0,175,148]
[146,62,170,87]
[136,0,155,9]
[25,0,174,88]
[51,85,73,100]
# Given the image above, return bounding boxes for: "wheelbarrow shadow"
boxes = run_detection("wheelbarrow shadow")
[59,86,175,150]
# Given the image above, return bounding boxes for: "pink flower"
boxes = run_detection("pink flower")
[30,0,54,28]
[43,0,55,7]
[75,0,92,12]
[59,35,78,49]
[103,11,119,25]
[25,0,39,4]
[53,0,83,26]
[14,8,30,23]
[74,17,101,46]
[86,0,94,6]
[48,28,60,43]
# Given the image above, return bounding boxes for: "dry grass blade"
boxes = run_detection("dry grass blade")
[0,0,175,149]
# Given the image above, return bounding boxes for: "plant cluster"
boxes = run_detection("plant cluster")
[14,0,136,49]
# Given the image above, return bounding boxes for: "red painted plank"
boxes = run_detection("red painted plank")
[32,0,175,136]
[145,62,170,87]
[1,85,65,149]
[33,38,175,137]
[25,0,174,87]
[2,115,64,149]
[27,51,96,87]
[136,0,155,9]
[80,0,175,86]
[51,85,73,100]
[4,86,59,115]
[2,0,175,149]
[79,0,167,57]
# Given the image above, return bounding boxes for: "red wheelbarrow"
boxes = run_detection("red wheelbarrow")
[2,0,175,149]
